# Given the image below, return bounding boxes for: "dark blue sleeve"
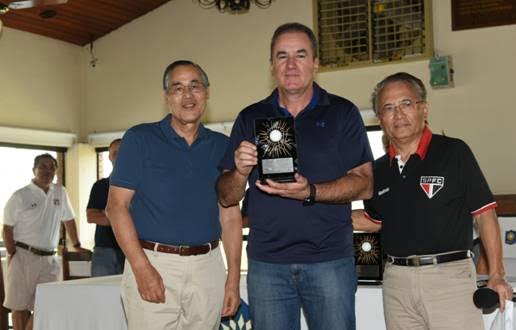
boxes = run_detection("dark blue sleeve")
[219,112,248,171]
[110,128,144,190]
[340,105,374,169]
[86,180,108,210]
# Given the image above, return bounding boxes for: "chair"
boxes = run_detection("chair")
[62,248,93,281]
[0,256,11,330]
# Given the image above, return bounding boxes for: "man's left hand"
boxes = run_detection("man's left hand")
[487,276,513,311]
[221,283,240,317]
[255,173,310,201]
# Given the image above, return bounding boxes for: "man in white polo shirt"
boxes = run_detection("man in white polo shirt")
[2,153,88,330]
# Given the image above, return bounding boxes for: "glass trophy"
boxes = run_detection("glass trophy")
[254,117,297,183]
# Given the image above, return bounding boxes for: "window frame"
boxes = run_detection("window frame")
[313,0,434,71]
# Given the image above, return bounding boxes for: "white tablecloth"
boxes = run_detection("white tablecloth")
[32,274,385,330]
[33,274,509,330]
[34,275,127,330]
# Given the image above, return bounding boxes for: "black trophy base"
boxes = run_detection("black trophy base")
[259,172,296,184]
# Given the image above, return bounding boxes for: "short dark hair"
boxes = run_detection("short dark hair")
[33,153,57,169]
[371,72,427,114]
[162,60,210,91]
[270,22,318,61]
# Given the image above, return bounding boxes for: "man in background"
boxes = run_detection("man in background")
[87,138,124,276]
[3,153,88,330]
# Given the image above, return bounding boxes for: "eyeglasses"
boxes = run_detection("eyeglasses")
[379,99,424,116]
[35,165,57,171]
[167,82,206,96]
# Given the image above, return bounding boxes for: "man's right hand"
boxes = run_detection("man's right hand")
[133,262,166,303]
[235,141,257,177]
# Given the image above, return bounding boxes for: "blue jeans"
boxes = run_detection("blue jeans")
[247,257,357,330]
[91,247,125,277]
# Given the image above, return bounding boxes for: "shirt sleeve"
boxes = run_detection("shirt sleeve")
[87,180,107,210]
[458,140,496,215]
[363,198,383,224]
[340,105,374,169]
[110,128,144,190]
[3,192,21,226]
[61,187,76,221]
[219,112,248,171]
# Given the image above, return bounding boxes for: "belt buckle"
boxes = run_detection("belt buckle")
[179,245,188,256]
[412,257,420,267]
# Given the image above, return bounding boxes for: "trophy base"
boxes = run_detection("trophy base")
[259,173,296,184]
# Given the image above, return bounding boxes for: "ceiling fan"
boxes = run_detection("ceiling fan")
[0,0,68,33]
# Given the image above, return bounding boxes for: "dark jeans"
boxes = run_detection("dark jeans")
[91,246,125,277]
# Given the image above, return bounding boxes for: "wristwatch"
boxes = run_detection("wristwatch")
[303,183,316,206]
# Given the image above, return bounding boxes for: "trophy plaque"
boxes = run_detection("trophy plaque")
[354,232,384,284]
[254,117,297,183]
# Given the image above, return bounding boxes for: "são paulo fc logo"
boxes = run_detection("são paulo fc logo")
[420,176,444,199]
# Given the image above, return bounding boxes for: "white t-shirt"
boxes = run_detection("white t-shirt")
[3,182,75,251]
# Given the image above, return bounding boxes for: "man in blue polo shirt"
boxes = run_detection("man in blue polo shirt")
[106,60,242,330]
[353,72,511,329]
[217,23,373,329]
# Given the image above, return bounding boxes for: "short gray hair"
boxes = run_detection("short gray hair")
[371,72,427,114]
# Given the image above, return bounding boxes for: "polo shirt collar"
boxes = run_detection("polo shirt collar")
[265,82,325,117]
[160,114,208,143]
[29,181,53,194]
[388,126,433,164]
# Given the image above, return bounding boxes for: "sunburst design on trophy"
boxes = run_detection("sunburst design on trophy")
[256,119,295,158]
[355,234,380,264]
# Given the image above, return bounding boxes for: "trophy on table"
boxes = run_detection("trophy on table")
[354,232,384,284]
[254,117,297,183]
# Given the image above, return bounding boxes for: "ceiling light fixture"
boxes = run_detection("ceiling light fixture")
[197,0,273,14]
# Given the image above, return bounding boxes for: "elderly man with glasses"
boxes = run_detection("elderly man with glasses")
[353,72,511,330]
[107,60,242,330]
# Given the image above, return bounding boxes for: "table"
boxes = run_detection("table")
[34,275,126,330]
[33,274,510,330]
[33,274,384,330]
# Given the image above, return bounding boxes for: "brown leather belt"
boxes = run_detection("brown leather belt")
[139,239,219,256]
[388,250,470,267]
[15,241,55,256]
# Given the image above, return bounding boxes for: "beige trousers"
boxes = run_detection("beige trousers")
[383,258,484,330]
[4,248,60,311]
[121,246,226,330]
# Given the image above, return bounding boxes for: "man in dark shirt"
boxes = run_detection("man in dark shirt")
[217,23,373,330]
[353,72,511,329]
[87,138,124,276]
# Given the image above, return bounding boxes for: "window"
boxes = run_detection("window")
[0,145,64,228]
[315,0,432,69]
[96,148,112,180]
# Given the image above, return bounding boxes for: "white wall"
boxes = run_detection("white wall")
[82,0,516,193]
[0,27,83,133]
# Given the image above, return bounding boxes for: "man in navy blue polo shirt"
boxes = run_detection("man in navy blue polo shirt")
[353,72,511,329]
[217,23,373,330]
[106,60,242,330]
[87,138,125,276]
